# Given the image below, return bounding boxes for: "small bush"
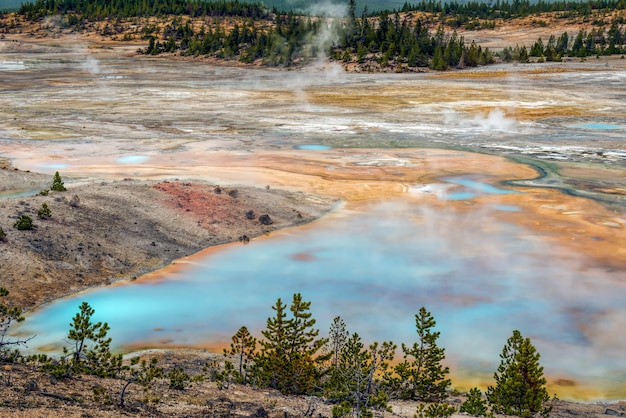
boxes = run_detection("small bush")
[39,189,49,196]
[37,203,52,219]
[13,215,33,230]
[0,227,6,241]
[415,403,457,418]
[460,387,489,416]
[168,366,191,390]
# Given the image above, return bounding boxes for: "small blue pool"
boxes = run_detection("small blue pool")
[116,155,150,164]
[294,144,333,151]
[571,123,623,130]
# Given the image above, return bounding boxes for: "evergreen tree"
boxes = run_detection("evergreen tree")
[37,203,52,219]
[62,302,123,377]
[51,171,66,191]
[119,356,163,408]
[251,293,329,395]
[389,307,451,402]
[460,387,489,416]
[327,316,349,370]
[223,325,256,384]
[0,287,30,360]
[518,45,530,63]
[486,330,551,417]
[326,332,395,418]
[430,45,447,70]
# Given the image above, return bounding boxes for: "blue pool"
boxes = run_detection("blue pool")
[12,197,626,398]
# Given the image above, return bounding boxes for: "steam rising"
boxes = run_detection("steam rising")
[444,108,516,130]
[306,1,347,18]
[80,56,101,74]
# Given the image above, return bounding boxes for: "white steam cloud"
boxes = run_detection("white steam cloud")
[306,1,347,17]
[444,108,516,131]
[80,56,101,74]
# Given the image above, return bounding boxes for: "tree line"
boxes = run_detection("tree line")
[138,9,494,70]
[1,289,553,417]
[398,0,626,20]
[12,0,626,69]
[529,23,626,60]
[17,0,271,21]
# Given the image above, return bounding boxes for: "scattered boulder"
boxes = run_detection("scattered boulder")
[258,214,273,225]
[245,210,255,220]
[69,195,80,207]
[250,407,269,418]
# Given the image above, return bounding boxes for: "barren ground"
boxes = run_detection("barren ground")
[0,163,337,311]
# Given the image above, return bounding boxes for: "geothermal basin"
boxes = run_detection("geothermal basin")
[2,40,626,400]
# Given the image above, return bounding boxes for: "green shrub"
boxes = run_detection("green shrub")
[51,171,66,191]
[13,215,33,230]
[168,366,191,390]
[37,203,52,219]
[414,402,457,418]
[0,227,6,241]
[460,387,489,416]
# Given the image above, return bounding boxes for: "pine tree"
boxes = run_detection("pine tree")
[51,171,66,191]
[460,387,488,416]
[389,306,451,402]
[64,302,123,377]
[119,356,163,408]
[486,330,551,417]
[0,287,30,360]
[326,332,395,418]
[327,316,349,370]
[251,293,329,395]
[37,203,52,219]
[223,325,256,384]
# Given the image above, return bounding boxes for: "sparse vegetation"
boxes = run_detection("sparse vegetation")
[325,332,395,417]
[0,226,6,241]
[460,387,489,416]
[389,307,451,402]
[414,402,457,418]
[0,287,29,361]
[223,325,257,385]
[50,171,66,192]
[487,330,552,417]
[41,302,123,378]
[37,202,52,219]
[250,293,330,395]
[0,289,604,416]
[119,356,164,407]
[13,214,33,230]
